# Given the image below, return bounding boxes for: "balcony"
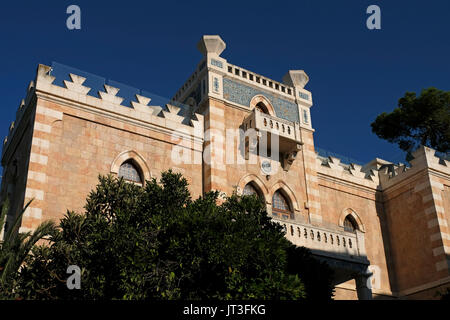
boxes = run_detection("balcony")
[272,217,368,264]
[242,110,303,171]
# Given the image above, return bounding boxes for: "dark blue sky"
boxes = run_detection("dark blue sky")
[1,0,449,169]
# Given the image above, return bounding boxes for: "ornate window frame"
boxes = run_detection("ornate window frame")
[339,208,365,233]
[236,173,270,204]
[111,150,151,182]
[249,95,276,116]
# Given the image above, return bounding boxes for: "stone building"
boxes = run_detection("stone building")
[1,35,449,300]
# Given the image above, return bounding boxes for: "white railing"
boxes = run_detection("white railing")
[226,63,295,98]
[272,218,367,262]
[243,110,301,143]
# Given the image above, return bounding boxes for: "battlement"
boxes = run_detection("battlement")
[171,59,206,106]
[2,79,37,156]
[2,63,204,160]
[316,146,450,191]
[316,153,381,189]
[378,146,450,189]
[171,35,313,123]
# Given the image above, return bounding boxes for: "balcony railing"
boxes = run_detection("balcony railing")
[272,218,368,263]
[243,109,303,171]
[243,109,301,143]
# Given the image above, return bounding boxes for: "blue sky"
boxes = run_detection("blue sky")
[1,0,449,172]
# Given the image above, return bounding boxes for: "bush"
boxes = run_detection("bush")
[16,170,334,300]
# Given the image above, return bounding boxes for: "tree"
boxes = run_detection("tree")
[371,87,450,156]
[0,199,56,299]
[16,171,334,300]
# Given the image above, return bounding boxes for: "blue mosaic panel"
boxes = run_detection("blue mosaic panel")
[223,78,299,123]
[211,59,223,68]
[303,109,309,124]
[299,92,310,101]
[213,77,219,92]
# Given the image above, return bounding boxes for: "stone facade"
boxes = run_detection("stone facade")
[1,35,449,300]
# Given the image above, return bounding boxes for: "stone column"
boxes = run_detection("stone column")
[355,270,373,300]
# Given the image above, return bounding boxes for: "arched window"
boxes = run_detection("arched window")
[118,160,143,185]
[272,190,292,219]
[344,215,358,233]
[255,102,269,114]
[243,183,258,196]
[242,182,264,202]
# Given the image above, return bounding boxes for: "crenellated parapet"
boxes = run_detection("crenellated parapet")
[316,154,381,189]
[171,35,314,131]
[378,146,450,189]
[2,78,37,162]
[316,146,450,192]
[2,64,204,161]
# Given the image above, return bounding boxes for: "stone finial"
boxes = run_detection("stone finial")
[282,70,309,89]
[197,35,226,57]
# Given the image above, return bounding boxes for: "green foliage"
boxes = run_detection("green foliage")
[0,198,56,299]
[371,87,450,154]
[15,170,334,300]
[286,246,334,300]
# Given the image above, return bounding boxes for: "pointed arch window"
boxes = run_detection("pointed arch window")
[242,182,265,203]
[272,190,292,219]
[344,215,358,233]
[118,160,143,185]
[243,183,258,196]
[255,102,269,114]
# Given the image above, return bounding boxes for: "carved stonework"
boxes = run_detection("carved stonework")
[282,149,300,171]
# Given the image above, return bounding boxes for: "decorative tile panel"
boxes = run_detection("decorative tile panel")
[213,77,220,93]
[299,92,310,101]
[303,109,309,124]
[223,78,299,122]
[211,59,223,68]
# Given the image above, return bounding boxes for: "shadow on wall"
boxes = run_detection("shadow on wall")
[374,190,399,298]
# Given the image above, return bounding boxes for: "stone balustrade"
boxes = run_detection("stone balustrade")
[226,63,296,99]
[272,217,368,263]
[243,109,301,144]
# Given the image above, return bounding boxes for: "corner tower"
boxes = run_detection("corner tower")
[171,35,323,225]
